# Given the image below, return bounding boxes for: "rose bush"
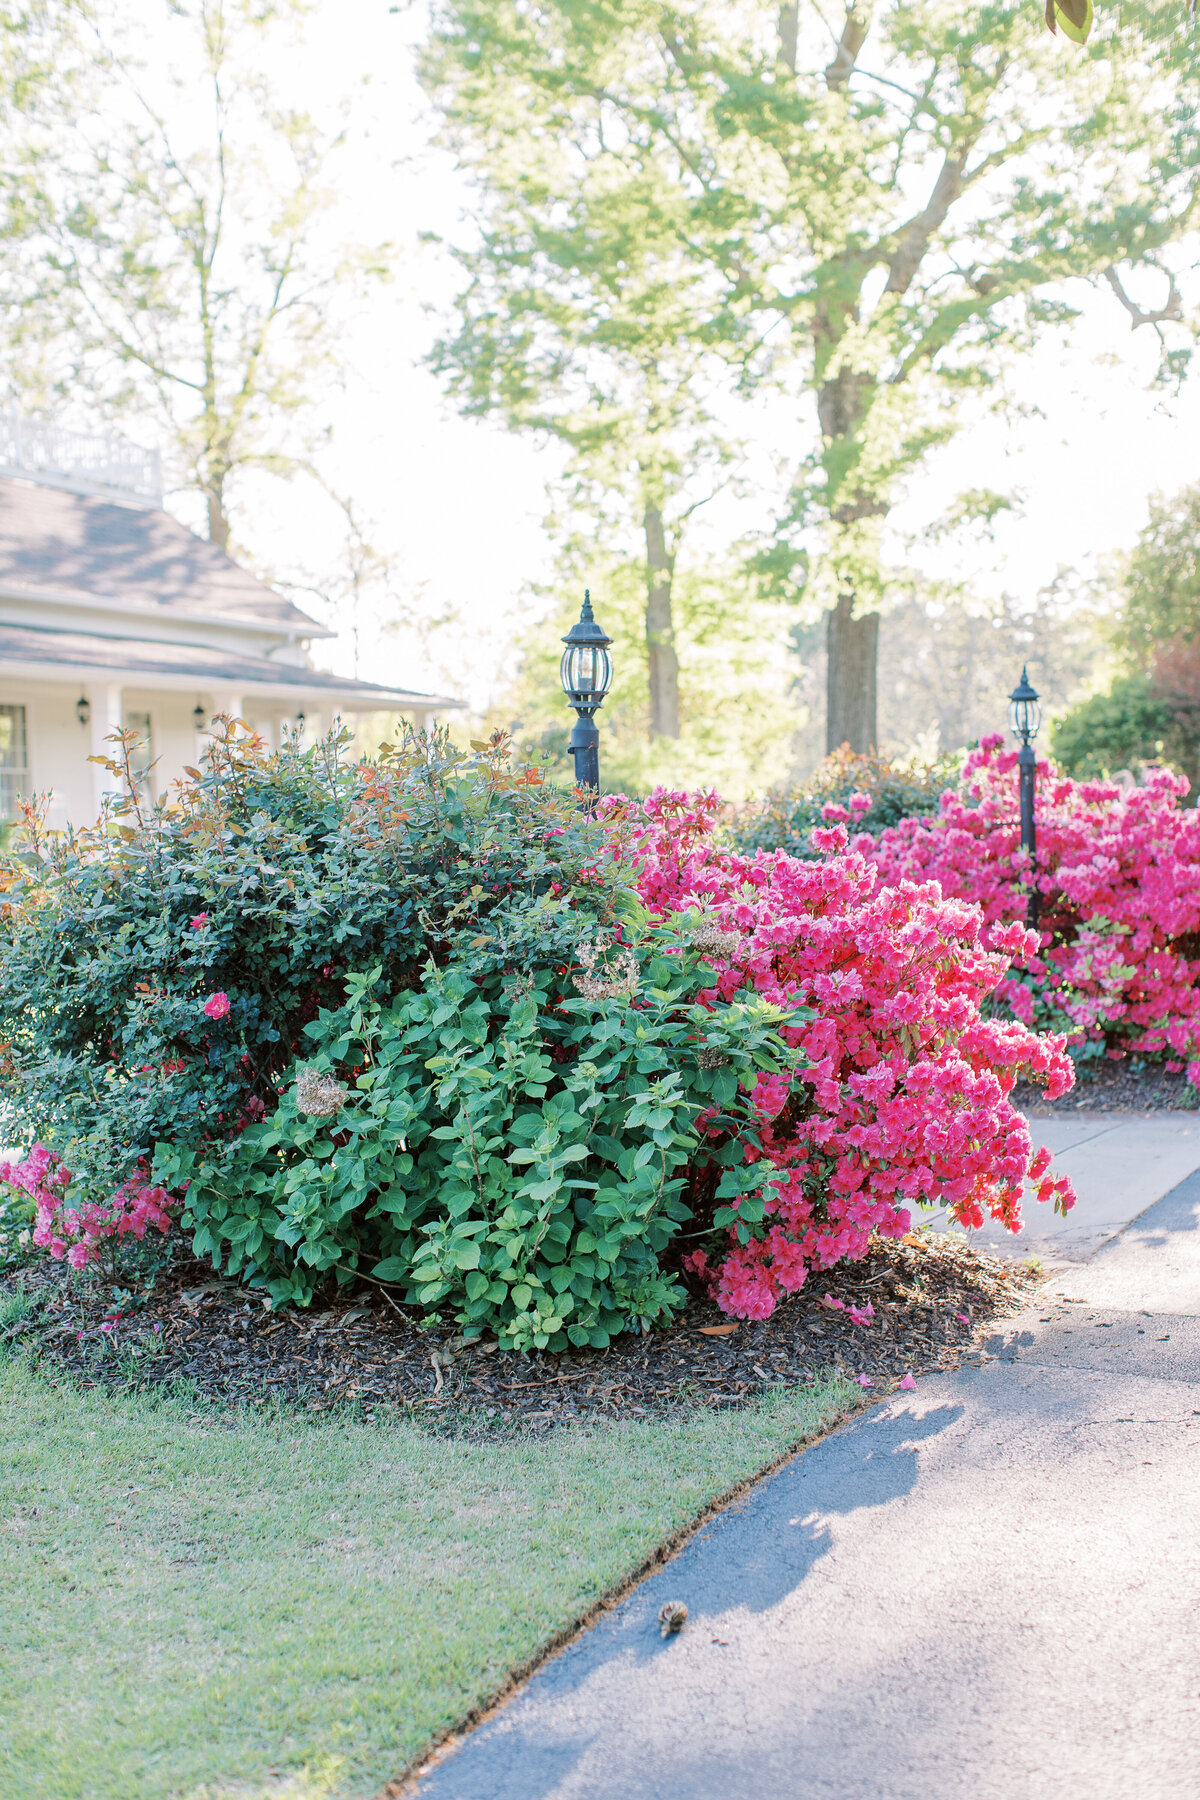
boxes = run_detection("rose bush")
[863,735,1200,1083]
[604,788,1075,1320]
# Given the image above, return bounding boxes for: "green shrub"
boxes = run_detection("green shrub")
[1050,674,1183,779]
[729,745,960,860]
[157,926,802,1349]
[0,724,621,1203]
[1,723,804,1342]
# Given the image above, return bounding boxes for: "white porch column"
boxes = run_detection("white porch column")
[89,683,123,818]
[213,690,244,725]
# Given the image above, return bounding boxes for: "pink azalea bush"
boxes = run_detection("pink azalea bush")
[863,735,1200,1084]
[0,1143,173,1273]
[603,788,1076,1321]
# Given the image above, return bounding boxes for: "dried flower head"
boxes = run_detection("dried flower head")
[294,1067,348,1118]
[696,1046,730,1070]
[573,934,640,1002]
[687,917,743,959]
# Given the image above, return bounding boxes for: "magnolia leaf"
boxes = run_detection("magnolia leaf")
[698,1323,739,1336]
[1045,0,1093,40]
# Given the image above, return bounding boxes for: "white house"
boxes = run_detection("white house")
[0,414,461,828]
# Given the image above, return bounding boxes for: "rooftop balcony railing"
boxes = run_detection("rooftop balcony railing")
[0,410,163,508]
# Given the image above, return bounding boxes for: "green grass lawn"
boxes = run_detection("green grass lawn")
[0,1348,854,1800]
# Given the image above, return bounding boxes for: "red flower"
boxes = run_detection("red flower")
[190,912,209,929]
[202,992,231,1020]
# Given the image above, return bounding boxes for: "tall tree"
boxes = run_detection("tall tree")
[420,68,747,741]
[423,0,1198,752]
[1,0,392,550]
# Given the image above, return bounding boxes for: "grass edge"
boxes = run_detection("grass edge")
[376,1376,866,1799]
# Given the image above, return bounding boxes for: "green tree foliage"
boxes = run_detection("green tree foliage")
[1054,485,1200,784]
[1050,674,1181,779]
[420,21,748,743]
[0,0,393,549]
[1116,483,1200,669]
[422,0,1199,754]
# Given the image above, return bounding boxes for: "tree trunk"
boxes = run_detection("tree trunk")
[644,503,680,739]
[206,483,231,551]
[826,589,878,753]
[777,3,798,71]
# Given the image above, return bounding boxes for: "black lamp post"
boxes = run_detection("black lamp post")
[560,590,613,800]
[1008,665,1042,927]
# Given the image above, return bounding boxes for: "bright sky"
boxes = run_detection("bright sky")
[189,2,1200,714]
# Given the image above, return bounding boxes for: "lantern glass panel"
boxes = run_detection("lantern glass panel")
[561,643,612,705]
[1008,695,1041,741]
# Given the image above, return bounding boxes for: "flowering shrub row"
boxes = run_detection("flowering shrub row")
[0,724,1079,1334]
[862,735,1200,1083]
[605,787,1075,1320]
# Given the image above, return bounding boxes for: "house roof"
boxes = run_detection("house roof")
[0,477,329,638]
[0,621,460,712]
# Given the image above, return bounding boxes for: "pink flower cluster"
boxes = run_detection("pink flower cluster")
[603,787,1076,1321]
[864,736,1200,1082]
[0,1144,173,1271]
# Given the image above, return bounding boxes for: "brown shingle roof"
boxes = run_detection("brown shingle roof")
[0,477,326,635]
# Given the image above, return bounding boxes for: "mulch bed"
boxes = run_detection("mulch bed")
[2,1232,1042,1435]
[1015,1062,1200,1116]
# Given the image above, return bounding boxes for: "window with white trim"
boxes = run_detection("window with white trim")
[0,705,27,822]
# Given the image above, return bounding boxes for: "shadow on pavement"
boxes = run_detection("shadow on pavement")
[415,1401,964,1799]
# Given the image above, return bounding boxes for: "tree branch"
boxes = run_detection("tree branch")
[1103,265,1183,330]
[825,3,873,90]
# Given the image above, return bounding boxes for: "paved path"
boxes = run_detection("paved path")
[923,1111,1200,1260]
[413,1119,1200,1800]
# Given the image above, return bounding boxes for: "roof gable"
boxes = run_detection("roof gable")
[0,477,325,636]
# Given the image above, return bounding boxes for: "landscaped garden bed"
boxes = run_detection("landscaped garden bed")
[2,1228,1038,1429]
[0,723,1092,1798]
[1015,1062,1200,1114]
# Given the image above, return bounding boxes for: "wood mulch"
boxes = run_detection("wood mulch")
[2,1231,1041,1437]
[1016,1062,1200,1116]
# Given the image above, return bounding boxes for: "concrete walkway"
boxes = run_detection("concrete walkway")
[923,1111,1200,1260]
[413,1117,1200,1800]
